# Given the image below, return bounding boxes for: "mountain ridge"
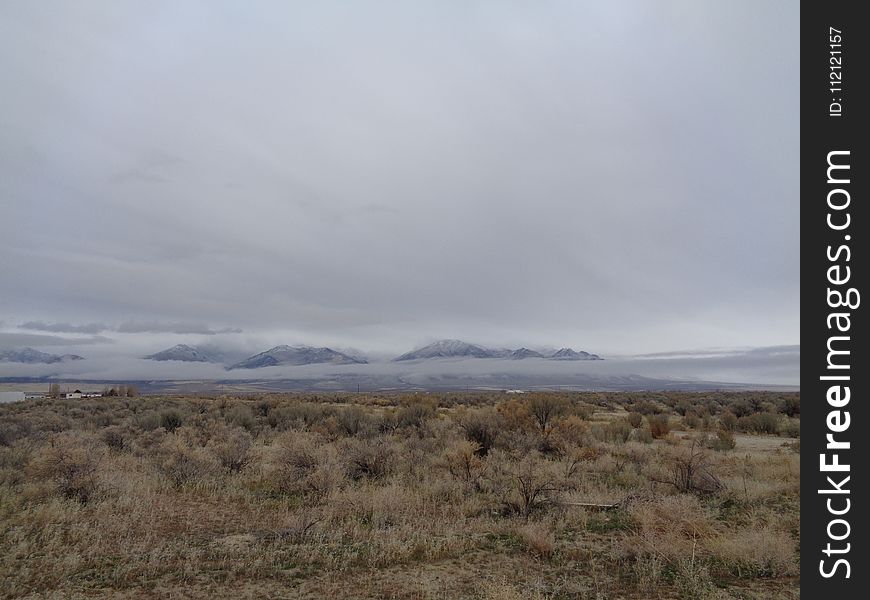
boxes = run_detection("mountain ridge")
[0,347,84,364]
[229,345,367,369]
[394,339,602,362]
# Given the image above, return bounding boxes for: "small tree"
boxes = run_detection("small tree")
[651,441,724,495]
[528,395,565,439]
[48,383,61,399]
[511,455,559,520]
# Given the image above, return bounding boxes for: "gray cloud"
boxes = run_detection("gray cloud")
[0,332,112,347]
[115,321,242,335]
[16,320,241,336]
[0,1,798,361]
[20,321,109,334]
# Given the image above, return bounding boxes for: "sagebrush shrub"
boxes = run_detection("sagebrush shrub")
[208,426,252,472]
[28,432,103,502]
[648,415,670,439]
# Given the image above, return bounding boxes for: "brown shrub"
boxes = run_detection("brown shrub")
[496,399,534,431]
[648,415,670,439]
[341,438,394,480]
[153,437,216,487]
[459,409,500,455]
[444,440,486,487]
[492,453,560,520]
[28,432,104,502]
[707,429,736,452]
[396,401,436,429]
[516,522,555,559]
[527,394,566,438]
[208,426,252,472]
[274,433,343,500]
[650,442,724,495]
[101,426,130,452]
[720,411,738,431]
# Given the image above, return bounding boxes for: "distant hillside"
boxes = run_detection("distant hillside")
[550,348,602,360]
[394,340,495,361]
[144,344,220,363]
[0,348,84,364]
[395,339,602,361]
[510,347,545,359]
[229,345,367,369]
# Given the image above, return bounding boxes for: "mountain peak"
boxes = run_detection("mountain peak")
[229,345,367,369]
[394,339,495,361]
[550,348,602,360]
[510,347,545,359]
[144,344,217,362]
[0,347,84,364]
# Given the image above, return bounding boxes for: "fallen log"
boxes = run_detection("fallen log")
[560,501,621,511]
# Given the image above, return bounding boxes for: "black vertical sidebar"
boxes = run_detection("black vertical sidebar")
[802,1,868,596]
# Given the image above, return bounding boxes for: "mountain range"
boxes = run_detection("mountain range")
[394,340,601,361]
[0,347,84,364]
[134,339,601,369]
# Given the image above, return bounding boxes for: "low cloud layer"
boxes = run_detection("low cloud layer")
[0,345,798,388]
[115,321,242,335]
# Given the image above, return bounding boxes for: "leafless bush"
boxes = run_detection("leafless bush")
[153,437,216,487]
[28,432,103,502]
[459,409,500,455]
[341,438,394,480]
[226,404,256,431]
[208,426,252,472]
[492,453,561,520]
[396,401,436,429]
[527,394,566,439]
[101,426,130,452]
[650,442,724,495]
[551,415,589,448]
[275,435,343,501]
[444,440,486,488]
[336,406,368,436]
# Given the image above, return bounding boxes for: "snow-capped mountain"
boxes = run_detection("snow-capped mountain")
[550,348,602,360]
[229,345,368,369]
[0,347,84,364]
[510,347,545,359]
[394,339,496,361]
[144,344,219,363]
[395,340,602,361]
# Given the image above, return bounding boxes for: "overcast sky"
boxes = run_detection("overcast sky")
[0,1,799,360]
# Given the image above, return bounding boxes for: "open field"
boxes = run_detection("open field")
[0,391,799,599]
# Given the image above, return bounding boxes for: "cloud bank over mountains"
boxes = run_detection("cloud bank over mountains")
[0,2,798,362]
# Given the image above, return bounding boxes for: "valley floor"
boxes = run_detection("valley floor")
[0,391,800,599]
